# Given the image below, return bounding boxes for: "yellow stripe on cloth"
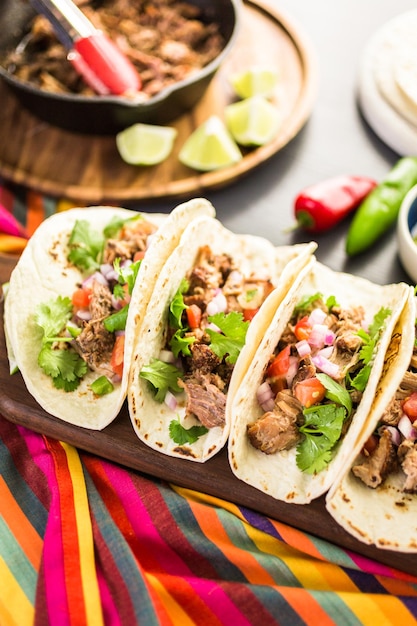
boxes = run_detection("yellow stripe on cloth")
[146,572,196,626]
[0,555,34,626]
[61,442,104,626]
[338,590,417,626]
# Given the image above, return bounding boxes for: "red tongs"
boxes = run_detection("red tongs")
[29,0,141,95]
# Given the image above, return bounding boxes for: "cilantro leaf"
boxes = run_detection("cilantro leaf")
[113,258,141,296]
[35,296,73,339]
[169,279,189,329]
[170,329,195,358]
[169,417,208,445]
[350,306,391,392]
[38,345,87,392]
[140,358,183,402]
[67,220,104,271]
[103,214,143,239]
[206,311,249,365]
[296,404,345,474]
[293,292,323,315]
[316,373,352,416]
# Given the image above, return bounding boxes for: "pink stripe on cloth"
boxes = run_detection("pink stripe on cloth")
[347,550,417,582]
[101,461,254,626]
[20,431,70,626]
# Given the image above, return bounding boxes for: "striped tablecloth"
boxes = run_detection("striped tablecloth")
[1,184,417,625]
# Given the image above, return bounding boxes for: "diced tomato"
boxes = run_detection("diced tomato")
[402,392,417,420]
[72,287,92,309]
[267,345,291,379]
[362,434,378,456]
[294,377,326,408]
[294,315,312,341]
[133,250,146,262]
[186,304,202,330]
[110,334,125,378]
[243,308,259,322]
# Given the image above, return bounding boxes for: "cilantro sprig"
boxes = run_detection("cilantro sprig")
[139,358,183,402]
[206,311,249,365]
[35,296,88,391]
[169,417,208,445]
[296,404,346,474]
[350,306,391,392]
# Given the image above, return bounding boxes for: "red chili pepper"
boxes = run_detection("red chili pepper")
[294,175,377,233]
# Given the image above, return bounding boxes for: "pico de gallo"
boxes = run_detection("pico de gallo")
[248,292,391,474]
[35,214,158,395]
[139,244,275,444]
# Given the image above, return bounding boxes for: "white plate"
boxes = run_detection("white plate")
[357,10,417,156]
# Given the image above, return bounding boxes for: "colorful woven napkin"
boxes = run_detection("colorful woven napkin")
[1,417,417,626]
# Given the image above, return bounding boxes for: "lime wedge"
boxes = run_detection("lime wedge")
[225,96,281,146]
[178,115,242,171]
[229,67,279,99]
[116,123,177,166]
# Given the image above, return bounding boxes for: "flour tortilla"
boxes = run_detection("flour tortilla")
[4,198,215,430]
[228,262,410,504]
[326,290,417,552]
[127,216,316,462]
[357,10,417,155]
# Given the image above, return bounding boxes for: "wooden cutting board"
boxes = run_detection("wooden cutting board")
[0,253,416,576]
[0,0,317,204]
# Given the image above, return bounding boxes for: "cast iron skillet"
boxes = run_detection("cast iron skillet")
[0,0,240,134]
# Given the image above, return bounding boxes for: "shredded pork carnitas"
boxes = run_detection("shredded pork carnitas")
[247,297,367,455]
[352,336,417,494]
[2,0,225,98]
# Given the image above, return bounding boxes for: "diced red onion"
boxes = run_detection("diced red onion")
[308,308,326,326]
[115,330,125,337]
[312,354,340,379]
[398,414,417,440]
[164,390,178,411]
[256,381,275,412]
[76,309,92,321]
[111,295,125,310]
[82,271,108,289]
[159,349,175,363]
[295,339,311,357]
[121,259,133,269]
[285,356,299,386]
[206,291,227,316]
[317,346,333,359]
[308,324,328,349]
[325,330,336,345]
[377,425,401,446]
[206,322,221,333]
[100,263,118,282]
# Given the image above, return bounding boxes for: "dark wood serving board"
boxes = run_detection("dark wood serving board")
[1,253,416,576]
[0,0,317,204]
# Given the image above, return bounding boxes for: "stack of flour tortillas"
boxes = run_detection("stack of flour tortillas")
[358,10,417,155]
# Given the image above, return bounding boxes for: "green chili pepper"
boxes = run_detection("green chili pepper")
[91,376,114,396]
[345,156,417,256]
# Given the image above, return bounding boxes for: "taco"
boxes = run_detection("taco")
[325,290,417,552]
[127,216,316,462]
[4,198,215,430]
[228,261,411,503]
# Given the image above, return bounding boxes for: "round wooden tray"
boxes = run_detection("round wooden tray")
[0,0,318,204]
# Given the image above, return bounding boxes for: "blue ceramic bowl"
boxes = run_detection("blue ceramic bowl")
[0,0,241,135]
[397,184,417,284]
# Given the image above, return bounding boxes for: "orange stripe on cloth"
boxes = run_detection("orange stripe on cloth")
[0,476,42,569]
[46,439,104,626]
[187,496,277,586]
[83,455,218,626]
[26,190,46,236]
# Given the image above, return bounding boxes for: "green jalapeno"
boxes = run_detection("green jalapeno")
[346,156,417,256]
